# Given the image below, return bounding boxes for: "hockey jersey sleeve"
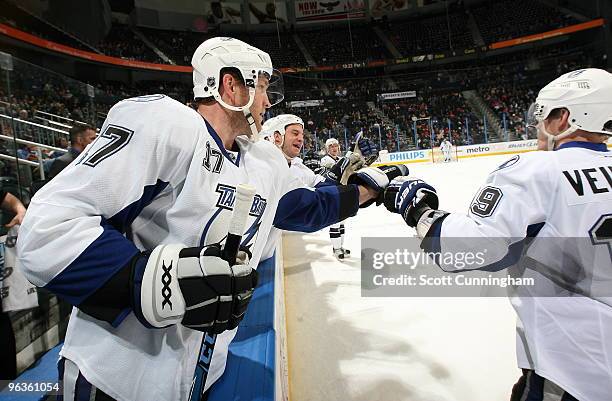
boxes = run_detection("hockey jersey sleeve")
[17,96,200,324]
[273,184,360,232]
[423,153,556,272]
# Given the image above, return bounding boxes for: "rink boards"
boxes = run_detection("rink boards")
[379,138,612,166]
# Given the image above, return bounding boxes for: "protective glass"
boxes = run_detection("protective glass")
[266,69,284,107]
[246,69,284,108]
[526,102,542,139]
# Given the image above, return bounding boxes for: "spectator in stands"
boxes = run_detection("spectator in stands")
[0,188,27,383]
[48,125,96,179]
[50,137,69,158]
[0,190,26,228]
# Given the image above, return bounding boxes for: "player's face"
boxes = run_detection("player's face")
[282,124,304,158]
[249,75,272,132]
[328,143,340,157]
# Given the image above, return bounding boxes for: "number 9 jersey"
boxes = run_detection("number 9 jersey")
[425,142,612,401]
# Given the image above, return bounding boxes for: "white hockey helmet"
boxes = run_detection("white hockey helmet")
[527,68,612,150]
[260,114,304,145]
[192,37,284,140]
[260,114,304,147]
[325,138,339,151]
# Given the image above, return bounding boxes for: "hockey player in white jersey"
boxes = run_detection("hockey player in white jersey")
[261,114,368,188]
[258,114,401,259]
[440,137,452,162]
[321,138,351,259]
[16,38,400,401]
[383,68,612,401]
[259,114,323,259]
[321,137,341,170]
[262,114,325,187]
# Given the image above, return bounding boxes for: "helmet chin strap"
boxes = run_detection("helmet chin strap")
[538,122,578,151]
[243,109,259,141]
[213,87,260,141]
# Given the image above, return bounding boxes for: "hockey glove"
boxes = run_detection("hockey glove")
[383,177,440,227]
[324,152,366,184]
[304,158,327,175]
[356,138,379,164]
[133,243,257,334]
[347,164,409,207]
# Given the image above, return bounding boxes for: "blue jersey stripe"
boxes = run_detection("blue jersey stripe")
[45,180,170,307]
[273,185,359,232]
[45,219,140,305]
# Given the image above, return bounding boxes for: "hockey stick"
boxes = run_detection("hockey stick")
[223,184,257,265]
[190,183,257,401]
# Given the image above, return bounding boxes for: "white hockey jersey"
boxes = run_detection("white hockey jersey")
[320,154,339,169]
[17,95,359,401]
[287,157,325,189]
[261,156,328,258]
[427,142,612,401]
[440,140,452,154]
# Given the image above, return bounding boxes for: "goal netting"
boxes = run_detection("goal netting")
[431,144,458,163]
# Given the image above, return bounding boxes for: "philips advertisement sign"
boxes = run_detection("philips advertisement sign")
[388,150,428,163]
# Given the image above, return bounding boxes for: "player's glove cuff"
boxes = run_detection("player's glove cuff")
[347,167,388,191]
[382,177,440,227]
[348,165,409,208]
[416,209,449,239]
[132,244,257,334]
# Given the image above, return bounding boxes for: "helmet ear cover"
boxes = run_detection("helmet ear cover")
[193,67,245,104]
[527,104,578,151]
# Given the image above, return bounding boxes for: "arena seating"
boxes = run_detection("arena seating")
[379,10,474,56]
[97,24,162,63]
[232,32,310,68]
[0,28,595,154]
[471,0,578,43]
[0,0,90,51]
[298,24,390,65]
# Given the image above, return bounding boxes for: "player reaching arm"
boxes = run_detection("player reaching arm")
[16,38,407,401]
[382,68,612,401]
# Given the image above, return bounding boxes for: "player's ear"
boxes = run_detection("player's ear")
[273,131,283,146]
[559,108,571,129]
[220,73,236,100]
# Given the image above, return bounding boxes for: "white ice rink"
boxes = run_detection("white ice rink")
[283,155,523,401]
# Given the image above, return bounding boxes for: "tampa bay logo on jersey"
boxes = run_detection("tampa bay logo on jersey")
[199,183,267,251]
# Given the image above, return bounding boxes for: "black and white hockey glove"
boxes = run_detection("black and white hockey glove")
[324,152,366,184]
[304,158,327,175]
[383,177,448,236]
[133,243,257,334]
[347,164,409,207]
